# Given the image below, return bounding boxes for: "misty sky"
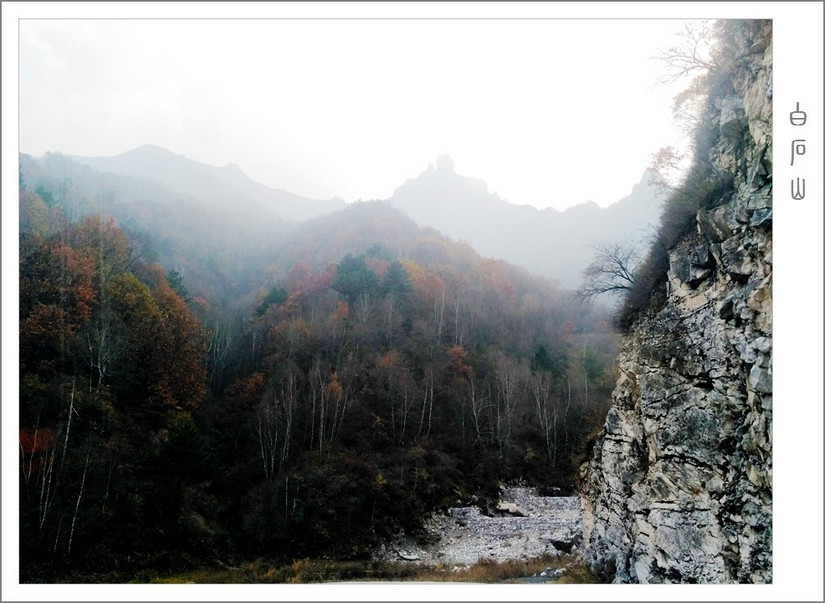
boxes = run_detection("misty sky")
[18,16,703,211]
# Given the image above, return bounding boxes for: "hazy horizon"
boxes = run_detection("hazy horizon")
[29,142,656,212]
[18,17,696,211]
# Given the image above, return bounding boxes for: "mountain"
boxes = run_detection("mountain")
[29,144,662,290]
[19,151,291,306]
[388,154,662,288]
[71,144,346,222]
[20,168,618,577]
[20,145,624,581]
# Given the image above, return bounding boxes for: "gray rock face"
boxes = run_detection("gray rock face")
[580,21,772,584]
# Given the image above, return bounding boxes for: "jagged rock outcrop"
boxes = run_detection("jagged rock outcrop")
[580,20,772,584]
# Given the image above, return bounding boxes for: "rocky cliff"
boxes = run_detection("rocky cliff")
[580,20,772,583]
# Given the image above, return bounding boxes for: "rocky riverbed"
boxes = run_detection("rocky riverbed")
[374,487,582,568]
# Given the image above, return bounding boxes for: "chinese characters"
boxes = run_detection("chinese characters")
[790,102,807,200]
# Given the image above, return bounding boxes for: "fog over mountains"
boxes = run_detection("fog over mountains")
[71,144,347,222]
[63,145,661,288]
[388,154,662,287]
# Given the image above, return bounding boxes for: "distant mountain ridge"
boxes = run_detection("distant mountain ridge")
[70,144,346,222]
[388,154,663,288]
[19,151,293,306]
[39,144,661,288]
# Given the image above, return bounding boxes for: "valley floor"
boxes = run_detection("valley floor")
[373,487,583,568]
[39,488,592,584]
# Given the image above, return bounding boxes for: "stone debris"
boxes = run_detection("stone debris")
[537,567,566,580]
[375,487,582,568]
[496,502,527,516]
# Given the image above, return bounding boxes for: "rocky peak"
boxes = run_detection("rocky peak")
[435,153,455,172]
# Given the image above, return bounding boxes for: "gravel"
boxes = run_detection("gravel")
[374,487,583,567]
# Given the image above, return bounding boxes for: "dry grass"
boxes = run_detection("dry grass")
[413,555,557,582]
[148,554,601,584]
[552,561,603,584]
[149,558,418,584]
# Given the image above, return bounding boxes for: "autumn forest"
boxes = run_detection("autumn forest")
[18,153,620,581]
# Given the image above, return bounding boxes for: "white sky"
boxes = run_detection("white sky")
[17,16,699,210]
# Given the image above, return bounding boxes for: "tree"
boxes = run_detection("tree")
[256,283,288,316]
[167,270,190,302]
[381,260,412,296]
[331,254,379,305]
[648,145,689,197]
[653,20,716,86]
[576,242,641,302]
[493,353,525,453]
[19,214,212,572]
[650,19,737,188]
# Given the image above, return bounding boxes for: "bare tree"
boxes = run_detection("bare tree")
[653,20,716,85]
[493,353,525,452]
[648,145,690,197]
[416,364,435,440]
[83,309,127,392]
[467,371,491,444]
[576,242,641,301]
[256,389,279,485]
[649,19,720,187]
[206,314,233,391]
[529,370,559,468]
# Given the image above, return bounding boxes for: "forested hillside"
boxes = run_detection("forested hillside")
[19,208,209,578]
[19,152,289,308]
[19,161,619,580]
